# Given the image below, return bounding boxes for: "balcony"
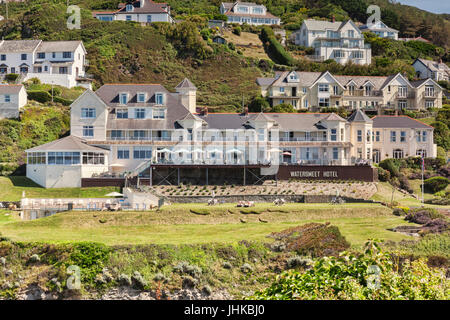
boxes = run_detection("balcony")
[344,90,383,97]
[422,91,438,98]
[395,91,416,99]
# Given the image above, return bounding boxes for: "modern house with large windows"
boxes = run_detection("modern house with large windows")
[359,20,399,40]
[25,78,437,188]
[0,40,91,88]
[93,0,174,24]
[220,2,281,25]
[257,71,443,111]
[292,19,372,65]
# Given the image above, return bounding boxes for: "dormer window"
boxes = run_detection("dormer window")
[119,93,128,105]
[137,92,146,103]
[155,93,164,105]
[126,4,133,12]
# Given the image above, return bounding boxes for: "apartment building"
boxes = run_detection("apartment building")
[93,0,173,23]
[25,79,437,188]
[0,84,27,119]
[220,2,281,25]
[292,19,371,65]
[0,40,91,89]
[257,71,443,111]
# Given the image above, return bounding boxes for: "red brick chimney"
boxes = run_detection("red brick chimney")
[332,15,335,23]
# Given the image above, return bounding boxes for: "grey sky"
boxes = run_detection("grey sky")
[394,0,450,14]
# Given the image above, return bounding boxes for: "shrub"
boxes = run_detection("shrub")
[233,26,241,36]
[4,73,19,82]
[377,167,390,182]
[424,176,449,193]
[53,96,73,106]
[261,26,295,66]
[286,256,312,269]
[379,159,400,177]
[240,263,253,273]
[27,90,52,103]
[173,261,202,278]
[190,209,210,215]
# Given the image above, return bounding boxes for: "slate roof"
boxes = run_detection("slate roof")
[372,116,433,129]
[0,84,24,94]
[95,84,190,131]
[36,41,84,53]
[176,78,196,90]
[303,19,355,32]
[116,0,170,14]
[414,58,450,74]
[222,1,279,19]
[0,40,42,53]
[26,136,107,152]
[347,109,373,123]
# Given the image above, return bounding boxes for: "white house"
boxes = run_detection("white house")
[359,20,398,40]
[220,2,280,25]
[93,0,174,24]
[293,19,372,65]
[412,58,450,82]
[0,84,27,119]
[0,40,92,89]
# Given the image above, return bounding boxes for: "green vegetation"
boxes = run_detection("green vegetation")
[0,203,416,246]
[0,177,120,201]
[261,26,295,66]
[251,240,449,300]
[424,177,450,194]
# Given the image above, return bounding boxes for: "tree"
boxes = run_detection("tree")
[431,121,450,151]
[271,103,296,113]
[248,97,270,112]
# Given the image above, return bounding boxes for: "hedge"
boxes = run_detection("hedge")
[424,176,449,193]
[53,96,73,106]
[27,90,52,103]
[261,26,295,66]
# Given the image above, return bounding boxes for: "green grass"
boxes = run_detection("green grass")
[0,203,416,247]
[0,176,120,201]
[370,181,450,209]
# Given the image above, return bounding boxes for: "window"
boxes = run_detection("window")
[279,87,285,93]
[135,108,145,119]
[27,152,46,165]
[37,52,45,59]
[425,85,435,97]
[252,7,263,14]
[318,84,329,92]
[422,131,427,142]
[5,95,10,103]
[110,130,123,140]
[59,67,68,74]
[81,108,96,119]
[83,126,94,137]
[147,15,152,23]
[318,97,329,107]
[126,4,133,11]
[331,129,337,141]
[398,100,407,109]
[333,147,339,160]
[333,85,339,95]
[63,52,72,59]
[117,148,130,159]
[20,66,28,73]
[132,130,146,140]
[116,108,128,119]
[52,52,56,58]
[348,30,355,38]
[120,93,128,105]
[357,148,362,159]
[82,152,105,165]
[44,66,48,72]
[155,93,164,105]
[126,15,132,21]
[334,50,344,58]
[47,152,80,165]
[425,100,434,108]
[357,130,362,142]
[390,131,396,142]
[393,149,403,159]
[137,93,146,103]
[400,131,406,142]
[367,130,371,142]
[340,128,344,141]
[153,108,165,119]
[133,147,152,159]
[0,54,5,61]
[375,131,380,142]
[416,149,427,158]
[353,51,363,59]
[21,54,27,60]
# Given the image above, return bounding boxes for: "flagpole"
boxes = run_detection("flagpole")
[421,155,424,206]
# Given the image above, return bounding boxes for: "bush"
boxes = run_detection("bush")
[190,209,210,215]
[261,26,295,66]
[424,176,449,193]
[377,167,390,182]
[4,73,19,82]
[248,96,270,112]
[27,90,52,103]
[233,26,241,36]
[53,96,73,106]
[379,159,400,177]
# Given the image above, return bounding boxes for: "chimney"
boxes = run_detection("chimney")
[243,107,249,116]
[332,15,335,23]
[175,78,197,114]
[202,107,208,116]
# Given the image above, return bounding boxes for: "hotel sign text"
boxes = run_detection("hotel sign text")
[290,170,338,178]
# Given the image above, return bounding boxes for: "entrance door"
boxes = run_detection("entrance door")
[372,149,380,163]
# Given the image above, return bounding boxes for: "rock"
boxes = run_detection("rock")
[181,276,198,289]
[0,257,5,267]
[29,254,41,263]
[222,262,232,269]
[131,271,147,290]
[240,263,253,273]
[117,273,132,287]
[201,285,212,296]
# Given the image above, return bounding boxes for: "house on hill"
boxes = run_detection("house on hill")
[0,84,27,119]
[359,20,398,40]
[93,0,174,24]
[412,58,450,82]
[292,19,372,65]
[220,2,280,25]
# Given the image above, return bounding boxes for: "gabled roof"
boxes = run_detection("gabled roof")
[372,116,433,129]
[256,77,276,87]
[251,112,276,123]
[0,40,42,53]
[25,136,107,153]
[176,78,197,90]
[322,113,347,122]
[309,71,345,89]
[413,58,450,74]
[379,73,413,90]
[410,78,442,89]
[347,109,372,123]
[359,20,398,33]
[0,84,24,94]
[116,0,170,14]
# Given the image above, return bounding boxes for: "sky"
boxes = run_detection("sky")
[394,0,450,14]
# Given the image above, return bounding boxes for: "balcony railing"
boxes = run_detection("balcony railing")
[344,90,383,97]
[423,91,438,98]
[395,91,416,99]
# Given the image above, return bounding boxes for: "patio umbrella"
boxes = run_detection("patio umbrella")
[226,148,243,154]
[110,163,125,167]
[269,148,282,152]
[282,151,292,156]
[159,148,173,153]
[105,192,124,197]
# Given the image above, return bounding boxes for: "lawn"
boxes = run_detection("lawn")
[0,203,416,247]
[0,176,121,201]
[370,181,450,209]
